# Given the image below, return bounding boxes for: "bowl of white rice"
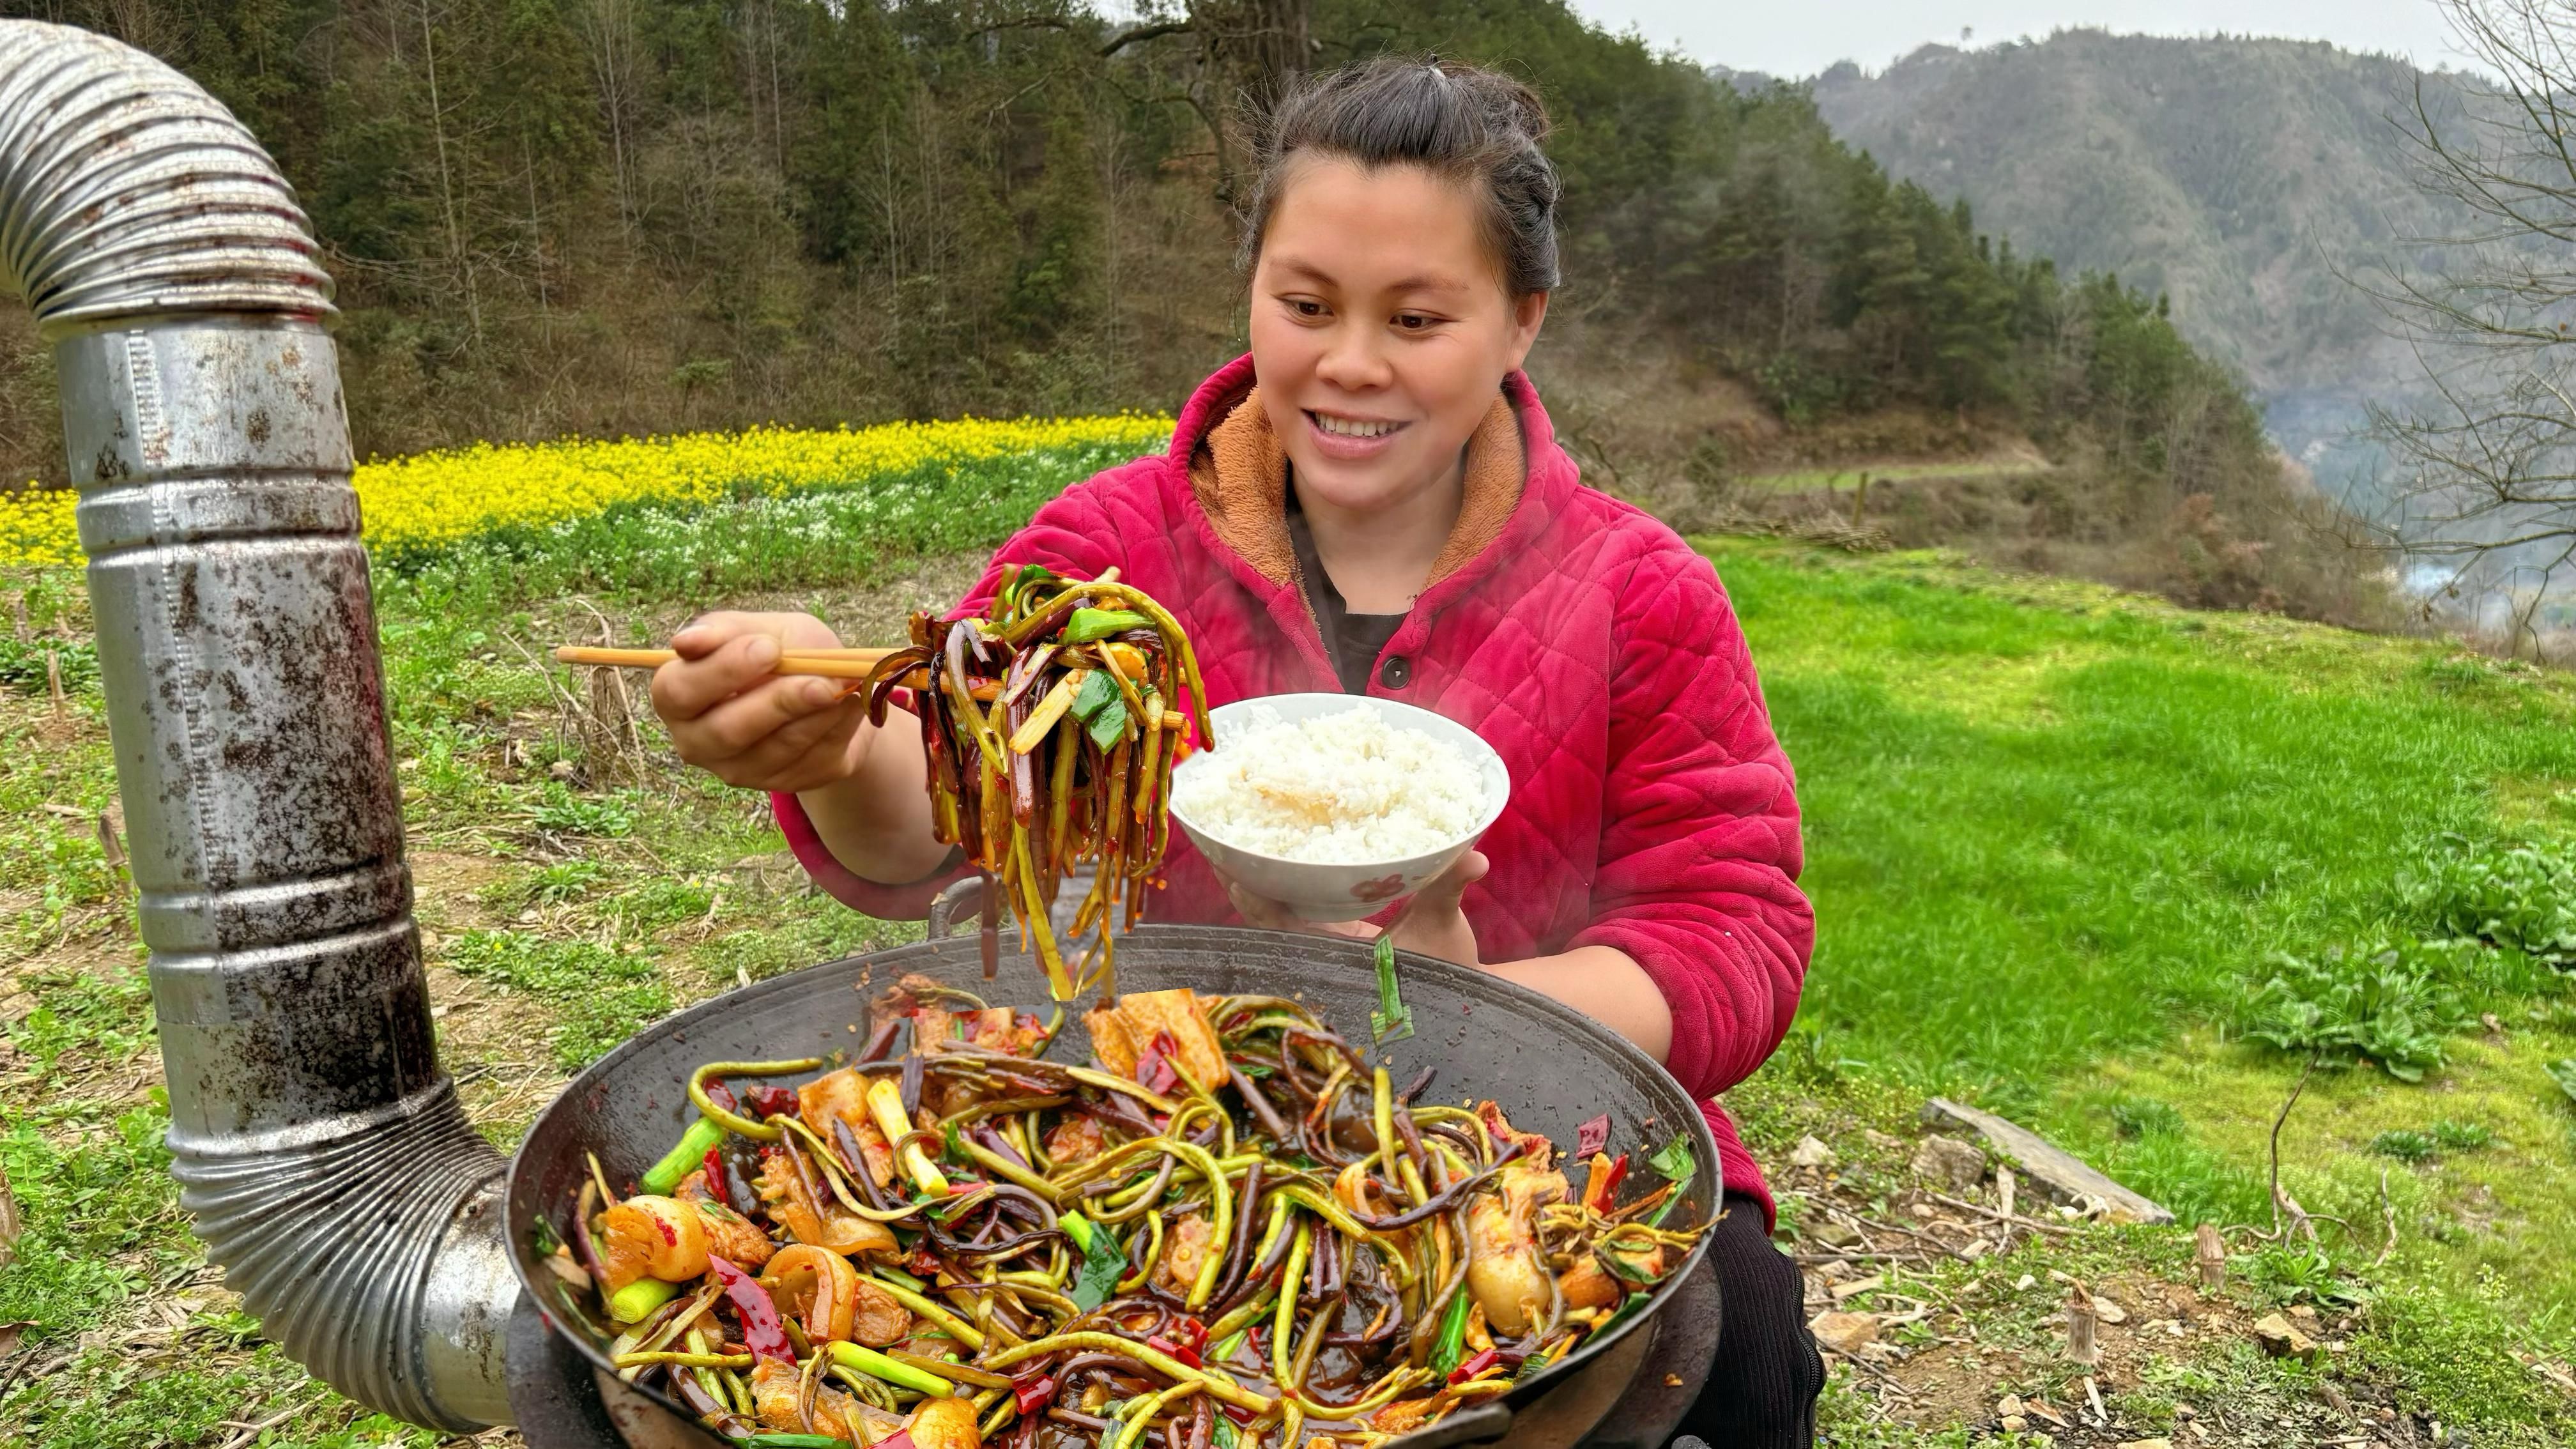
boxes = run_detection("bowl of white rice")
[1169,693,1508,922]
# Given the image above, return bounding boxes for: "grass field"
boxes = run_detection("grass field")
[1715,544,2576,1326]
[1,436,2573,1446]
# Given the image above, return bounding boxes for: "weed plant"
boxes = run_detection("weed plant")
[2407,836,2576,964]
[2244,940,2476,1080]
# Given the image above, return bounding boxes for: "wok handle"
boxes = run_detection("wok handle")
[925,868,1095,943]
[1393,1401,1514,1449]
[926,875,986,940]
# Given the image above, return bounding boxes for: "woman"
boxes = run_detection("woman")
[650,57,1823,1447]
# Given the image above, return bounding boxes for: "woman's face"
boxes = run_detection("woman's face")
[1249,156,1547,515]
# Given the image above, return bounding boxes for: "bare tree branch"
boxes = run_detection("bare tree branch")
[1100,20,1195,56]
[2356,1,2576,650]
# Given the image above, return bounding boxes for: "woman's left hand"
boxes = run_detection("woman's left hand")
[1222,850,1490,969]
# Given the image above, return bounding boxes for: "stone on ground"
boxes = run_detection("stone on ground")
[1910,1132,1987,1194]
[2252,1312,2320,1361]
[1807,1310,1881,1355]
[1922,1096,2174,1223]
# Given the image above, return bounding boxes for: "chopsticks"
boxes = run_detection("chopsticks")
[553,645,898,680]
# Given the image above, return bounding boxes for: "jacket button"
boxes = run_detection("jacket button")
[1378,655,1411,689]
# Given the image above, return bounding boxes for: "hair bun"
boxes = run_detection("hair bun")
[1240,55,1563,296]
[1479,68,1554,147]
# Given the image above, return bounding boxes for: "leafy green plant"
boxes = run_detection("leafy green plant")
[2430,1117,2496,1152]
[2374,1119,2493,1162]
[2110,1094,2186,1138]
[2404,836,2576,965]
[0,634,96,694]
[2372,1130,2437,1163]
[482,859,609,910]
[3,967,153,1075]
[0,1103,187,1337]
[2246,1241,2371,1308]
[445,929,652,995]
[2244,940,2474,1081]
[605,877,718,937]
[530,783,638,837]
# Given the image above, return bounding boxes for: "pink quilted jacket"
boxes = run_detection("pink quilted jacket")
[776,355,1814,1223]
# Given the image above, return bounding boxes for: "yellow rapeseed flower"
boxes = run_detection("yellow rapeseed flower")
[0,415,1171,569]
[0,482,79,569]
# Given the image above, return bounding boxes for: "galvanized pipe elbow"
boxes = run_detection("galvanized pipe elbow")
[1,20,516,1429]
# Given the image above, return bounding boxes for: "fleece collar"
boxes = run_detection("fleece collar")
[1181,376,1529,592]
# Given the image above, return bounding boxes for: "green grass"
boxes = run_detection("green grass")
[1707,539,2576,1437]
[1715,540,2576,1096]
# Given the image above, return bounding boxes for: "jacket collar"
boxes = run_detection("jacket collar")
[1171,355,1540,594]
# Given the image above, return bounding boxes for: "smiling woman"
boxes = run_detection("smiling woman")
[1238,63,1555,616]
[1246,158,1549,613]
[641,54,1826,1448]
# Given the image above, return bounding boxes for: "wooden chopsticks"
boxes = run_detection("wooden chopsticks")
[553,645,898,680]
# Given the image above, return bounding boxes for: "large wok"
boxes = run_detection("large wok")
[502,923,1721,1447]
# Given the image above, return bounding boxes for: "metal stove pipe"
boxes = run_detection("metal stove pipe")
[1,20,516,1429]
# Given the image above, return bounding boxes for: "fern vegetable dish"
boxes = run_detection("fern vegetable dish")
[861,567,1215,1002]
[549,976,1706,1448]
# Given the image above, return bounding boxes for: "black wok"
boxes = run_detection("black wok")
[502,924,1721,1448]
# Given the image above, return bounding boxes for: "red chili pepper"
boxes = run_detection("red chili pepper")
[746,1085,799,1120]
[701,1147,732,1209]
[1011,1372,1057,1416]
[909,1248,946,1280]
[1174,1316,1209,1355]
[1584,1151,1631,1211]
[1134,1031,1181,1095]
[1220,1401,1255,1425]
[704,1080,741,1114]
[704,1254,793,1363]
[1448,1346,1502,1385]
[1146,1333,1202,1368]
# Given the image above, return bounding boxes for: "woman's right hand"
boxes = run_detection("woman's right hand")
[650,611,875,794]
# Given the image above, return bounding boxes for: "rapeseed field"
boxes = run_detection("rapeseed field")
[0,413,1172,569]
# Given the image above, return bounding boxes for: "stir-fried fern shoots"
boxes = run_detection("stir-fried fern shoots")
[862,567,1215,1002]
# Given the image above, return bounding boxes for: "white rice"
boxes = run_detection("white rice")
[1174,703,1486,862]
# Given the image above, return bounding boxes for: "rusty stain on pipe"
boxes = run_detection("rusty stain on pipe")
[0,20,514,1429]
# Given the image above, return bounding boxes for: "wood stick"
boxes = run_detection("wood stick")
[554,645,898,678]
[553,645,1188,728]
[1918,1189,2076,1237]
[2196,1222,2227,1291]
[2064,1286,2099,1366]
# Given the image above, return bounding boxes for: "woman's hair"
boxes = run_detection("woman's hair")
[1240,56,1561,297]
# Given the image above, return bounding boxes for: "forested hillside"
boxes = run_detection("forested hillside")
[0,1,2373,618]
[1805,31,2483,490]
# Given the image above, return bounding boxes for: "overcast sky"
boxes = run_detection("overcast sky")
[1563,1,2476,79]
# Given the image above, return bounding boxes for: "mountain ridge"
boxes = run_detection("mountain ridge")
[1783,29,2487,487]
